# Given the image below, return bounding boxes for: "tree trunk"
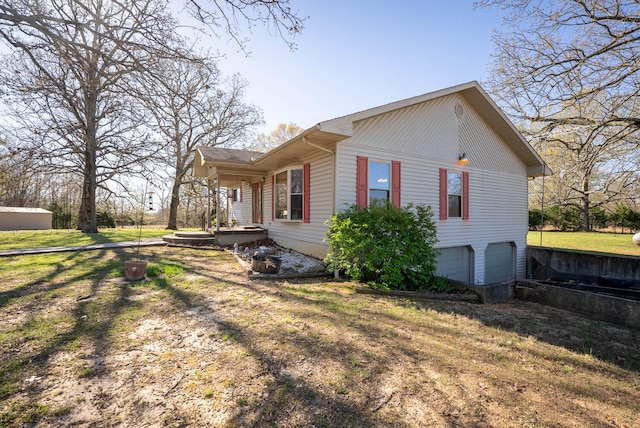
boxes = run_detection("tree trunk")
[77,102,98,233]
[579,176,590,232]
[167,176,180,230]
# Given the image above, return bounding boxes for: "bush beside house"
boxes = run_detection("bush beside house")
[325,202,446,291]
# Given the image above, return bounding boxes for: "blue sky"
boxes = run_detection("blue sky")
[195,1,505,135]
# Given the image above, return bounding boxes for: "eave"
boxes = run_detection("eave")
[194,126,351,186]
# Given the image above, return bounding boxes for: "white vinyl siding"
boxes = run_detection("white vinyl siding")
[265,151,334,258]
[230,183,251,225]
[335,93,529,284]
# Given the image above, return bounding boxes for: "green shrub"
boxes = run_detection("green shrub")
[324,201,439,291]
[96,209,116,228]
[545,205,580,231]
[612,204,640,232]
[529,209,543,231]
[589,206,609,230]
[47,199,73,229]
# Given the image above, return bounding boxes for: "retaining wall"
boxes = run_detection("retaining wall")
[524,246,640,329]
[527,246,640,281]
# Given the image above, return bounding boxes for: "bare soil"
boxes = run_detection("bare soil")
[1,246,639,427]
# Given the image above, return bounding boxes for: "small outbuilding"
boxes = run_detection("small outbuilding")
[0,207,52,230]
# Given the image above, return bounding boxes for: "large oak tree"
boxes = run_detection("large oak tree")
[478,0,640,230]
[0,0,304,232]
[138,56,262,230]
[0,0,182,232]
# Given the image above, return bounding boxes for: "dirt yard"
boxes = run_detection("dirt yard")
[1,246,639,427]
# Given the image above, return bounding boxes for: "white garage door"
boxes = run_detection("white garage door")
[484,242,515,284]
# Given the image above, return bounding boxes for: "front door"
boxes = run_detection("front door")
[251,182,263,224]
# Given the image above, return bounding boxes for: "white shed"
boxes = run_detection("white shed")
[0,207,53,230]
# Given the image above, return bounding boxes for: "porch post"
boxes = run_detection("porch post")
[207,180,211,230]
[216,175,221,232]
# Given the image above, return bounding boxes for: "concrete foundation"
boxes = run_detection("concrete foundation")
[449,280,513,304]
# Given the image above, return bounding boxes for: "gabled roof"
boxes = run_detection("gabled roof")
[194,81,550,181]
[198,147,263,163]
[317,81,550,176]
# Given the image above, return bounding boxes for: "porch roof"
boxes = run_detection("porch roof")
[193,126,351,186]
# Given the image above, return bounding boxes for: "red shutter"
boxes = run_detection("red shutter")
[462,171,469,220]
[271,175,275,221]
[356,156,368,209]
[303,163,311,223]
[239,186,243,203]
[391,161,401,208]
[439,168,448,220]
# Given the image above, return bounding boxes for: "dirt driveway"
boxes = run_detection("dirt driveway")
[1,246,639,427]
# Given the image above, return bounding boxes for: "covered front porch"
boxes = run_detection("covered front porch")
[192,126,351,232]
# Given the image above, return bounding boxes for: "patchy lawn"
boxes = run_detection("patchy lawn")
[1,247,639,427]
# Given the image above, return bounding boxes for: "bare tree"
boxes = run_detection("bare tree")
[478,0,640,128]
[181,0,305,51]
[0,0,305,232]
[0,0,183,232]
[0,137,47,207]
[138,57,262,230]
[478,0,640,230]
[527,116,640,230]
[254,122,304,151]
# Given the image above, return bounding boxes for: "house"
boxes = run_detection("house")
[0,207,52,230]
[193,81,549,285]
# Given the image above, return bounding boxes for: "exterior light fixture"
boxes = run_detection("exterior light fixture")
[458,153,469,165]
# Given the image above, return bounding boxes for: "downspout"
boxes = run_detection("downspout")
[303,137,339,279]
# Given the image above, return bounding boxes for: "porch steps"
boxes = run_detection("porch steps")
[162,231,216,246]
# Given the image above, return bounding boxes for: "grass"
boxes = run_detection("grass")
[1,246,638,426]
[2,228,638,257]
[0,228,197,251]
[527,230,640,256]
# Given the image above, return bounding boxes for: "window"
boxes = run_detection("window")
[232,188,241,202]
[356,156,401,209]
[369,161,390,205]
[439,168,469,220]
[275,167,303,220]
[448,172,462,217]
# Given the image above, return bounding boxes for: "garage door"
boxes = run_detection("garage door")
[484,242,515,284]
[436,246,473,284]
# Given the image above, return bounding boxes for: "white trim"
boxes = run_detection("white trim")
[274,165,304,221]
